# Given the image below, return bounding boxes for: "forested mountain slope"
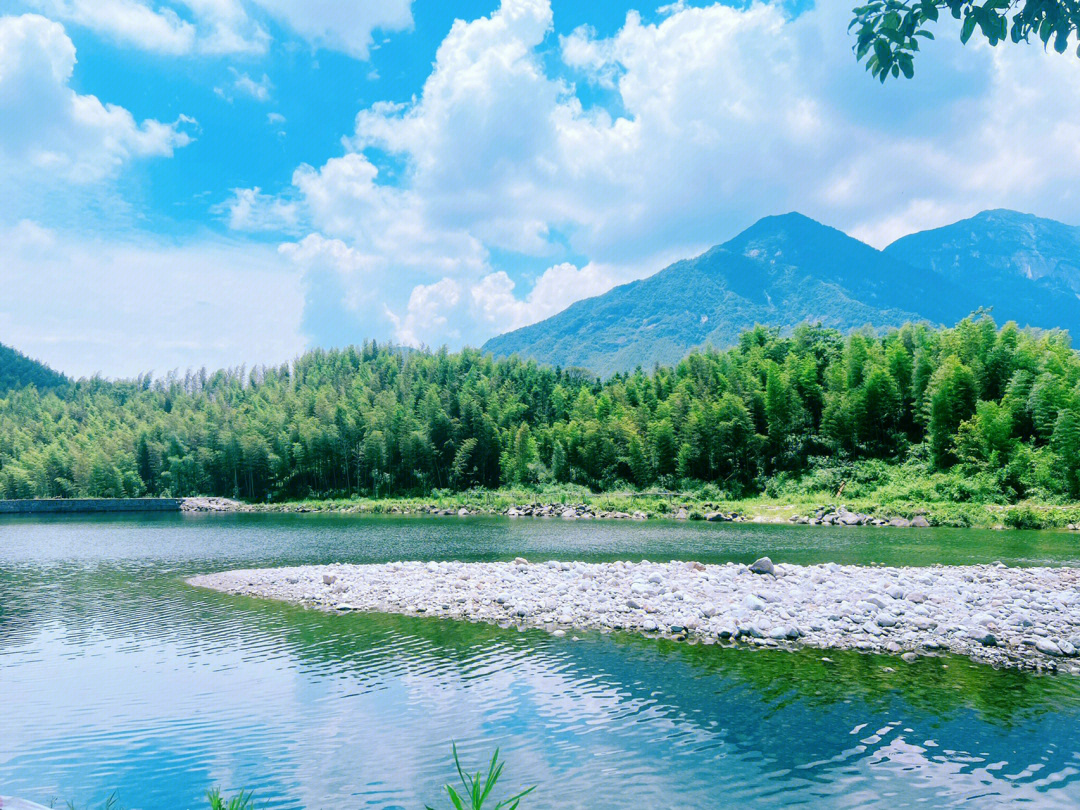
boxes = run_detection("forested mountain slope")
[482,213,970,376]
[885,209,1080,335]
[2,317,1079,506]
[0,343,67,395]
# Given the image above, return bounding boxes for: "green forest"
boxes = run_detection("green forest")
[2,315,1080,505]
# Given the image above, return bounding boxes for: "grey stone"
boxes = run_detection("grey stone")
[1036,638,1062,656]
[749,557,775,576]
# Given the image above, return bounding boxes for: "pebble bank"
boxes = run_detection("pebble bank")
[189,558,1080,673]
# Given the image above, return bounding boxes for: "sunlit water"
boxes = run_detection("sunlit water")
[2,513,1080,808]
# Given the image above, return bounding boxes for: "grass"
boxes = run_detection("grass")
[426,744,535,810]
[46,746,533,810]
[206,788,257,810]
[248,483,1080,530]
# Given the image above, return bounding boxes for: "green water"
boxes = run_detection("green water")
[2,513,1079,808]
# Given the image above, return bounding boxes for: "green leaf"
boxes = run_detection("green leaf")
[960,12,977,42]
[874,38,893,66]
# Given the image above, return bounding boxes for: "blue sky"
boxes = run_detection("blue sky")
[2,0,1080,377]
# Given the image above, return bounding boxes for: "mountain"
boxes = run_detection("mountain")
[884,209,1080,335]
[482,213,969,376]
[0,343,68,395]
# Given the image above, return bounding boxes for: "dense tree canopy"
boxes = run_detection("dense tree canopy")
[2,316,1079,502]
[851,0,1080,81]
[0,343,67,396]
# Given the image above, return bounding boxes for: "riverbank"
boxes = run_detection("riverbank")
[190,559,1080,674]
[197,489,1080,531]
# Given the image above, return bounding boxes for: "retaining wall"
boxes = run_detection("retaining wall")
[0,498,182,514]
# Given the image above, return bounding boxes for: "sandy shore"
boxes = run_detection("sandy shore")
[189,558,1080,673]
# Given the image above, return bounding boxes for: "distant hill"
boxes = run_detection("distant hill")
[884,209,1080,335]
[482,213,970,376]
[0,343,67,395]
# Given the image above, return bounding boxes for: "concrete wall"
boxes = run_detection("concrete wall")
[0,498,182,514]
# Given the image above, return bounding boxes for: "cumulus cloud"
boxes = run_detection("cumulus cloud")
[217,0,1080,350]
[384,277,461,347]
[291,152,487,276]
[0,220,306,377]
[470,262,615,333]
[0,14,192,183]
[24,0,413,57]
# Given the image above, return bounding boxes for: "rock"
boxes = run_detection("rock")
[749,557,775,576]
[968,629,997,646]
[1036,638,1062,656]
[458,507,470,516]
[910,515,930,528]
[632,511,648,521]
[837,508,863,526]
[744,594,766,611]
[192,557,1080,674]
[888,517,911,528]
[901,652,919,663]
[675,508,689,520]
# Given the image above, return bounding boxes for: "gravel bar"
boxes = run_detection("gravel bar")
[188,558,1080,673]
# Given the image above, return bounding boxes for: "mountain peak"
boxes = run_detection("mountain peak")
[483,209,1080,377]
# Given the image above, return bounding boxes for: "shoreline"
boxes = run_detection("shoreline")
[179,495,1080,531]
[189,559,1080,674]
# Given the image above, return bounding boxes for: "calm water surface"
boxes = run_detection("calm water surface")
[2,513,1080,808]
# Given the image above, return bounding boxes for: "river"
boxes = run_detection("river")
[2,513,1079,808]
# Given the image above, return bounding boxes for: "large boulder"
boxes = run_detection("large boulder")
[910,515,930,528]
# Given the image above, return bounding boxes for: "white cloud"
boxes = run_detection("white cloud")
[215,67,272,101]
[470,262,614,333]
[25,0,269,55]
[0,14,192,183]
[279,232,378,274]
[215,0,1080,351]
[0,221,305,377]
[215,186,297,231]
[384,277,461,347]
[249,0,414,59]
[291,152,487,276]
[23,0,413,57]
